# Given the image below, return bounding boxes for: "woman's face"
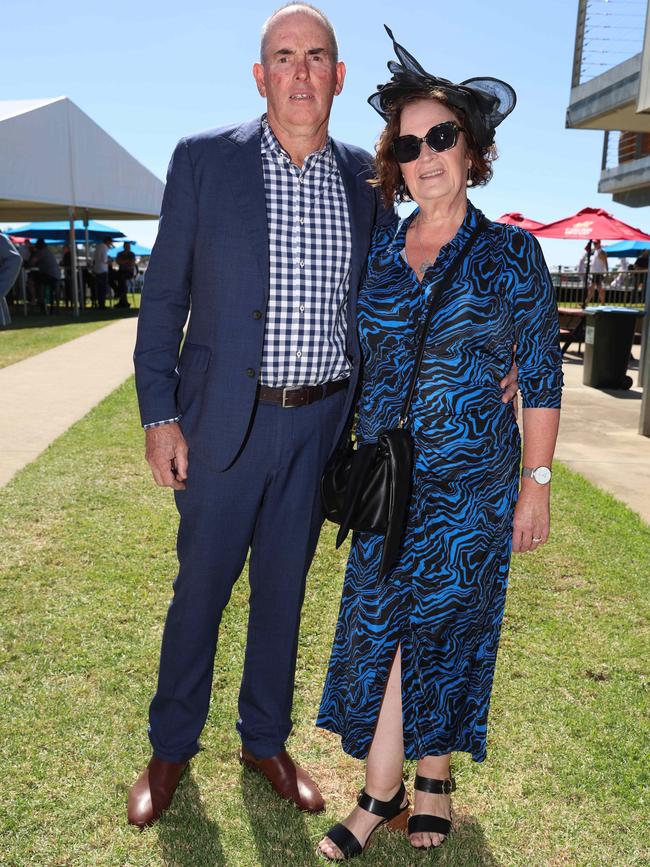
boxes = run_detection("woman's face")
[397,99,471,208]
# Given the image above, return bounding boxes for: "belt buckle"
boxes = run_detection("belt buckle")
[441,779,453,795]
[282,386,302,408]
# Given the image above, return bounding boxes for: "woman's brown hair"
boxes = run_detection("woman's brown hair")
[373,90,497,208]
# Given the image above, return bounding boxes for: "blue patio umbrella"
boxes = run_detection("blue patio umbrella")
[603,240,650,258]
[6,219,126,242]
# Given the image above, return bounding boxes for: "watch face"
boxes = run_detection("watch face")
[533,466,552,484]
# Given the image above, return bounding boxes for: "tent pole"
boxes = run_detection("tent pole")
[69,208,80,318]
[83,210,90,275]
[582,240,592,309]
[638,266,650,435]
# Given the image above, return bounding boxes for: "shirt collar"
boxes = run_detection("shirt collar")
[260,114,333,169]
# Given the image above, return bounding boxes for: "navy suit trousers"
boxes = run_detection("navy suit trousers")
[148,388,347,762]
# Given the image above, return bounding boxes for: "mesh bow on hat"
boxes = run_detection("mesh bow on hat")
[368,26,517,148]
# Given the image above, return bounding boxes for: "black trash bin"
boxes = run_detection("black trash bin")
[583,306,640,390]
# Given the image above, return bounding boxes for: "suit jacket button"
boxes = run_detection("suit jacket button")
[252,309,262,320]
[246,368,256,378]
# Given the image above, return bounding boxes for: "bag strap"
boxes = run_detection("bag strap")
[398,216,487,428]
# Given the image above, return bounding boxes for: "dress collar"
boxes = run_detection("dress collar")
[388,199,483,266]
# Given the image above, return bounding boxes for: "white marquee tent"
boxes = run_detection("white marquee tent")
[0,97,163,221]
[0,97,164,313]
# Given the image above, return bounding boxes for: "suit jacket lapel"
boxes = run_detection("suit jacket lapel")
[226,118,270,296]
[332,140,373,295]
[332,140,374,361]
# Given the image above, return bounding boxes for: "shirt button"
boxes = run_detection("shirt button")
[299,260,304,268]
[296,351,302,358]
[299,304,305,312]
[246,368,256,378]
[299,217,305,225]
[252,310,262,320]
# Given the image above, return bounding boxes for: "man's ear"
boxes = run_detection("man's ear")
[253,62,267,98]
[334,61,346,96]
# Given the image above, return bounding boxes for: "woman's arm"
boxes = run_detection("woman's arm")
[512,407,560,552]
[508,228,564,553]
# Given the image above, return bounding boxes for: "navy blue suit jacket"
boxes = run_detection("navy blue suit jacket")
[134,117,395,471]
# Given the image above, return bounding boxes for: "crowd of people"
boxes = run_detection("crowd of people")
[0,233,141,320]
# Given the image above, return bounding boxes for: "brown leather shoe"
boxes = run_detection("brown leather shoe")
[239,746,325,813]
[127,755,188,828]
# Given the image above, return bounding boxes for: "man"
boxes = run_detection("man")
[115,241,136,308]
[129,3,517,829]
[92,235,113,308]
[586,240,608,305]
[0,233,22,326]
[30,239,61,311]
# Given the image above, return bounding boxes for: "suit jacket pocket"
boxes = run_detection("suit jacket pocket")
[178,342,212,372]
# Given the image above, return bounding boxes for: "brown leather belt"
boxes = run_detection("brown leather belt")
[257,378,349,408]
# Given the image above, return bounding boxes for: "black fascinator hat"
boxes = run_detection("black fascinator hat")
[368,26,516,148]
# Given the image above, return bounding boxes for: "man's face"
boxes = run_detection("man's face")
[253,11,345,137]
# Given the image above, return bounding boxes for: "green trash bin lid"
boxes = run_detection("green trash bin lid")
[584,306,643,315]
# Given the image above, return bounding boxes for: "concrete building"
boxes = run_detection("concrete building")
[567,0,650,207]
[566,0,650,435]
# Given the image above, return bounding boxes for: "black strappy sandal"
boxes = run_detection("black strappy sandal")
[407,774,456,850]
[318,781,409,861]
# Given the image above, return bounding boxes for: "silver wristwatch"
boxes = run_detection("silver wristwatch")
[521,466,552,485]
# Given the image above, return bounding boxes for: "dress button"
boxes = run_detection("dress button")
[246,368,256,378]
[252,310,262,320]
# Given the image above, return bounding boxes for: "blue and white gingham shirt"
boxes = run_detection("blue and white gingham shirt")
[144,117,352,428]
[260,116,352,387]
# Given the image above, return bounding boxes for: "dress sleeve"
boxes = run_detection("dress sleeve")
[508,229,563,409]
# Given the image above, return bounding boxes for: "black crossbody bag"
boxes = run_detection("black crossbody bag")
[321,219,486,581]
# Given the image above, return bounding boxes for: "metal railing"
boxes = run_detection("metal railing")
[573,0,647,88]
[601,128,650,169]
[550,268,647,307]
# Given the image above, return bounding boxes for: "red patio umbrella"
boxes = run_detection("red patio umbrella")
[496,212,544,231]
[532,207,650,307]
[533,207,650,242]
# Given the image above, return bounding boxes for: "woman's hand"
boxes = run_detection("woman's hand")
[512,481,550,552]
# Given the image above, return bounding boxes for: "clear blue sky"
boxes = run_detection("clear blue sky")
[2,0,647,267]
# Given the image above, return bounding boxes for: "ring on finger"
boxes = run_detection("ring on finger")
[532,536,542,543]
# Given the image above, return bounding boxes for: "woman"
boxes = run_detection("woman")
[316,28,562,860]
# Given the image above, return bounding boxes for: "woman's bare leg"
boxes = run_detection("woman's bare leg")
[317,646,406,860]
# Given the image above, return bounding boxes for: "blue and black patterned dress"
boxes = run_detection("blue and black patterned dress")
[317,201,563,762]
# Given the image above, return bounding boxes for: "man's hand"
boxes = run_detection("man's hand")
[145,422,188,490]
[499,357,519,419]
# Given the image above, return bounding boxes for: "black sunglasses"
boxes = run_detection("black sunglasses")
[391,121,465,163]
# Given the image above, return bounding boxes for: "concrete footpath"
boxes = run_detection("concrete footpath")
[555,350,650,524]
[1,317,649,525]
[0,317,138,487]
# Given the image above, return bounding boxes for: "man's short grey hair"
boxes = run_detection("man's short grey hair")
[260,3,339,63]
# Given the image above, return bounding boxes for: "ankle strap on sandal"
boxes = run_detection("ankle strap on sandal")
[414,774,456,795]
[357,781,406,818]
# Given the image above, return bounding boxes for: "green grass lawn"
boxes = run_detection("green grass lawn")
[0,302,139,369]
[1,381,648,866]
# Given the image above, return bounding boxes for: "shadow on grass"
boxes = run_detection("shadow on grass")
[438,812,502,866]
[157,771,226,867]
[4,305,138,331]
[240,765,321,866]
